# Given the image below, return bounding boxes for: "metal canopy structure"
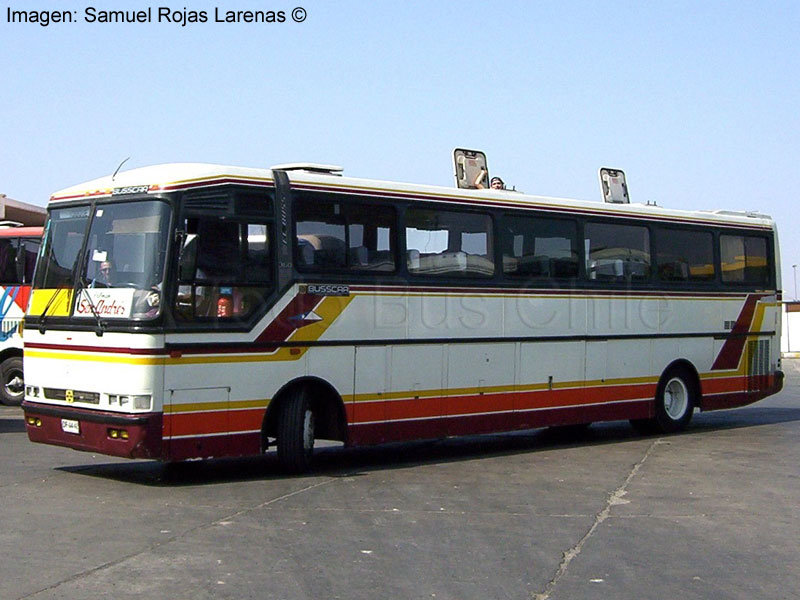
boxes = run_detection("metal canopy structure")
[0,194,46,227]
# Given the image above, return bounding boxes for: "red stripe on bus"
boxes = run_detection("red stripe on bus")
[350,381,657,426]
[701,376,747,394]
[165,412,226,437]
[445,391,516,417]
[164,408,265,437]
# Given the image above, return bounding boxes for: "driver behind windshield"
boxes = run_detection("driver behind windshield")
[90,260,115,287]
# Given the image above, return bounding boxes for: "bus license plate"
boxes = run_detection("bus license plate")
[61,419,80,435]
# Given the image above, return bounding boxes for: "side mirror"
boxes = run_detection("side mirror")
[453,148,489,189]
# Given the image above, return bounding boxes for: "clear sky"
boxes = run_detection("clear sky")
[2,1,798,291]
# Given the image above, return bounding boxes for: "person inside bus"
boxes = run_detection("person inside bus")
[194,220,242,317]
[489,176,505,190]
[90,260,115,287]
[474,168,506,190]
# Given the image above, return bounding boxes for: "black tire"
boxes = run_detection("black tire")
[0,356,24,406]
[631,366,695,435]
[276,388,315,473]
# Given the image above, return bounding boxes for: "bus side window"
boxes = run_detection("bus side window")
[196,221,241,280]
[720,234,768,285]
[584,222,650,283]
[175,218,272,322]
[0,238,20,284]
[294,195,397,273]
[655,229,715,282]
[501,215,578,279]
[405,208,494,277]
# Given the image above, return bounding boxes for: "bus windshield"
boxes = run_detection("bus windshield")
[35,205,91,290]
[35,199,172,321]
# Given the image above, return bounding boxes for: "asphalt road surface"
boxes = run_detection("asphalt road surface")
[2,363,798,600]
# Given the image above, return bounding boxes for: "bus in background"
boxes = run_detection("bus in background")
[21,157,783,471]
[0,225,42,405]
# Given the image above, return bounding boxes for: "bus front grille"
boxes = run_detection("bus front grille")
[43,388,101,404]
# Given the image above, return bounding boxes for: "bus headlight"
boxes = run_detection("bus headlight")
[132,395,152,410]
[107,394,151,411]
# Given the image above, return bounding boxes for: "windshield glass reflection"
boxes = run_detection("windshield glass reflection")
[77,200,171,320]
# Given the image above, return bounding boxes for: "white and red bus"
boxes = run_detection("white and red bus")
[0,225,41,405]
[21,161,783,471]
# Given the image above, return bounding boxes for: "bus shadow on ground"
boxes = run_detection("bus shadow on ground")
[57,405,800,487]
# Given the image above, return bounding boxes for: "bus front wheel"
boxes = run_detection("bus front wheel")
[276,387,315,473]
[0,356,24,406]
[632,367,695,434]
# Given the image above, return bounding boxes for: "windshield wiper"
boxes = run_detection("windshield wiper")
[76,277,106,336]
[38,286,67,334]
[38,251,86,334]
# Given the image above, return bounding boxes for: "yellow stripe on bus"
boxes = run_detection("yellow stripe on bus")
[24,349,164,366]
[164,398,269,414]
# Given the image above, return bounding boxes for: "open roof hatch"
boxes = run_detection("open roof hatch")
[599,168,630,204]
[270,163,343,176]
[453,149,489,189]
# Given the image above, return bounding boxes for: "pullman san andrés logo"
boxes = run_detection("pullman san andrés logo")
[75,290,134,319]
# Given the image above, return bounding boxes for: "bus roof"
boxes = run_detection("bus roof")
[49,162,775,231]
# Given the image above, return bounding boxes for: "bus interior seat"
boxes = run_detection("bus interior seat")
[626,260,650,279]
[298,239,315,266]
[349,246,369,267]
[296,234,346,268]
[407,249,420,271]
[502,254,519,273]
[551,257,579,278]
[408,251,494,276]
[588,258,624,280]
[514,255,551,277]
[413,251,467,274]
[367,250,395,271]
[659,260,689,281]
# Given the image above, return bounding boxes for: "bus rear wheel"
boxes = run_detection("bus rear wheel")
[276,388,315,473]
[632,367,695,434]
[0,356,24,406]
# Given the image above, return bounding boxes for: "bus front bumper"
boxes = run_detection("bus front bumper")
[22,401,163,460]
